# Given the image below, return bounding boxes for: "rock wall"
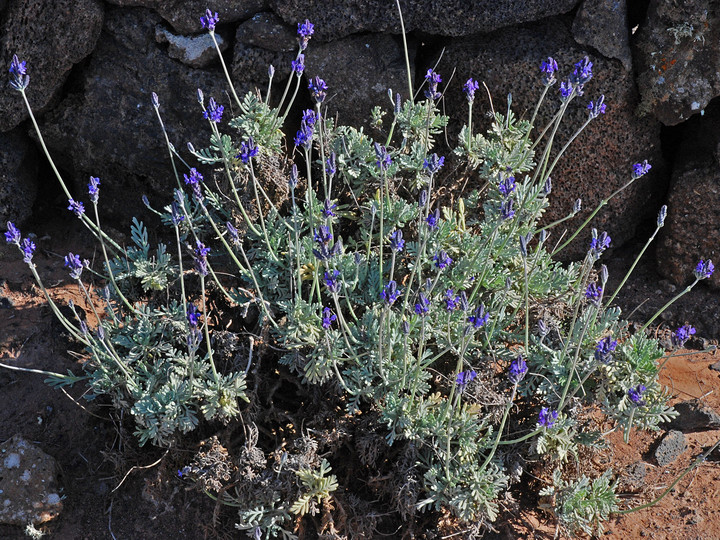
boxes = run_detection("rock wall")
[0,0,718,290]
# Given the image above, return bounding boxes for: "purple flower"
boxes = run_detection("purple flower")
[68,199,85,217]
[433,250,453,270]
[236,137,259,163]
[184,168,203,185]
[672,324,696,348]
[456,370,477,389]
[21,238,35,264]
[414,293,431,316]
[389,230,405,252]
[463,78,480,102]
[569,56,593,88]
[297,19,314,50]
[424,69,442,100]
[194,241,210,276]
[374,143,391,171]
[294,121,313,148]
[585,282,602,304]
[302,109,317,126]
[313,226,341,260]
[500,198,515,220]
[291,54,305,75]
[200,9,219,31]
[587,95,607,119]
[88,176,100,204]
[203,97,224,123]
[323,199,337,218]
[594,336,618,363]
[628,384,646,406]
[8,54,29,91]
[64,252,85,279]
[4,222,21,244]
[423,154,445,174]
[694,259,715,280]
[380,280,401,305]
[289,164,299,189]
[445,289,460,311]
[322,306,336,329]
[538,407,558,428]
[308,76,328,103]
[170,201,185,226]
[589,230,611,260]
[498,176,516,197]
[467,304,489,328]
[324,270,341,293]
[508,356,528,384]
[326,152,337,176]
[226,221,240,246]
[187,304,200,328]
[426,208,440,230]
[560,81,573,100]
[632,160,651,179]
[540,57,558,84]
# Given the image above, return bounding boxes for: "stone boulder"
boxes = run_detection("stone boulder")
[0,0,104,132]
[634,0,720,125]
[37,7,250,215]
[104,0,268,34]
[572,0,632,71]
[0,435,62,526]
[437,18,664,259]
[268,0,579,41]
[0,128,38,226]
[657,101,720,289]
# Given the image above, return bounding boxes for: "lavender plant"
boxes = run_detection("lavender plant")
[3,7,717,537]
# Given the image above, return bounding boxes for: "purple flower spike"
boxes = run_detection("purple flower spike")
[389,230,404,252]
[569,56,593,88]
[498,176,516,197]
[584,282,602,305]
[68,199,85,218]
[445,289,460,312]
[560,81,573,100]
[672,324,696,348]
[322,306,336,329]
[456,369,477,389]
[236,137,259,164]
[424,68,442,100]
[203,97,224,123]
[540,57,558,84]
[463,78,480,102]
[694,259,714,280]
[587,95,607,119]
[297,19,314,50]
[194,241,210,277]
[538,407,558,428]
[187,304,200,328]
[324,270,341,293]
[628,384,646,406]
[291,54,305,75]
[380,280,401,305]
[374,143,391,171]
[414,293,431,316]
[9,54,29,91]
[200,9,219,31]
[423,153,445,174]
[433,250,453,270]
[64,252,86,279]
[4,222,21,244]
[467,304,489,329]
[589,230,611,260]
[632,160,652,179]
[88,176,100,204]
[594,336,618,363]
[508,356,528,384]
[21,238,36,264]
[500,198,515,220]
[308,76,328,104]
[426,208,440,230]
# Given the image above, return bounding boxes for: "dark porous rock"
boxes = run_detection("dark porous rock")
[710,360,720,372]
[0,0,104,132]
[155,23,228,68]
[654,429,686,466]
[0,435,63,526]
[621,461,647,490]
[667,399,720,432]
[269,0,579,41]
[572,0,632,71]
[37,7,244,217]
[104,0,268,34]
[439,19,664,260]
[304,34,411,130]
[634,0,720,125]
[231,12,298,86]
[0,128,38,226]
[657,100,720,289]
